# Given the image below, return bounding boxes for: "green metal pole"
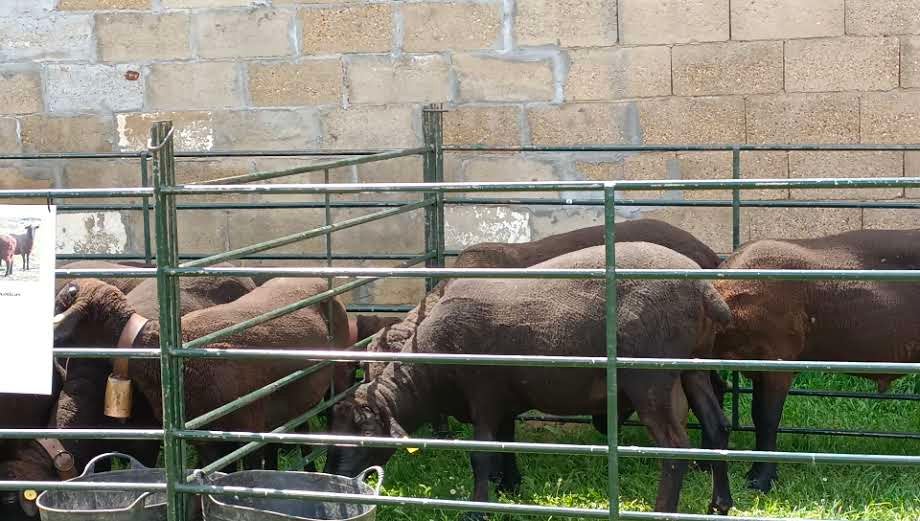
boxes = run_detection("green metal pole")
[151,121,187,521]
[141,154,153,265]
[604,185,619,520]
[433,104,446,271]
[730,146,741,430]
[422,105,438,293]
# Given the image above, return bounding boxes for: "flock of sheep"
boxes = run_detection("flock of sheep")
[0,224,40,277]
[0,217,917,519]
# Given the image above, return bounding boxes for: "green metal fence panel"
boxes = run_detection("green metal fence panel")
[1,105,918,521]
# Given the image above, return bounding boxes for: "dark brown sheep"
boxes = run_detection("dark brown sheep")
[325,242,733,516]
[363,219,727,469]
[52,277,350,466]
[0,259,150,465]
[11,225,38,271]
[713,229,920,493]
[0,271,259,518]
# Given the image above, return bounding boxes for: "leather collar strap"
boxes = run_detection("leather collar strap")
[35,439,76,480]
[117,313,149,349]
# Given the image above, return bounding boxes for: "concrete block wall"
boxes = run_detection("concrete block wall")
[2,0,920,304]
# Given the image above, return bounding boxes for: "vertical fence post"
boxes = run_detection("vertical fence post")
[151,121,187,521]
[730,145,741,429]
[422,105,440,293]
[140,153,153,265]
[603,184,619,520]
[433,104,445,270]
[324,166,336,423]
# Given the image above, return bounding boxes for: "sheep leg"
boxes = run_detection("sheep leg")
[681,371,732,515]
[746,372,794,494]
[494,416,521,496]
[624,372,690,514]
[462,414,504,521]
[689,371,728,473]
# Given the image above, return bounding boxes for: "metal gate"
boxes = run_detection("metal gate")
[0,104,918,520]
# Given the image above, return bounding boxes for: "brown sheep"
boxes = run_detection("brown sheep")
[363,219,728,474]
[0,271,259,518]
[51,277,350,467]
[0,260,150,463]
[325,242,733,516]
[0,235,16,276]
[713,229,920,493]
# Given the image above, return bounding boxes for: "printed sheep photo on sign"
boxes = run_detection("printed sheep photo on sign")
[0,218,42,283]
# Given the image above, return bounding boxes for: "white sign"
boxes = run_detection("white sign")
[0,205,56,395]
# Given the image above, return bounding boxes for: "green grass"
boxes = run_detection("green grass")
[285,373,920,520]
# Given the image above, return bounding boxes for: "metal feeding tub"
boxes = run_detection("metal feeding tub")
[36,453,202,521]
[202,467,383,521]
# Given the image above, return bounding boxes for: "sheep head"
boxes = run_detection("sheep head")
[53,279,133,346]
[323,388,407,478]
[0,443,57,518]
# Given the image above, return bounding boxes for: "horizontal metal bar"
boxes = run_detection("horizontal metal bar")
[444,144,920,152]
[54,347,160,358]
[163,177,920,195]
[172,349,920,374]
[55,268,157,278]
[176,430,920,465]
[0,149,403,161]
[0,152,146,160]
[53,198,920,212]
[173,149,411,158]
[56,252,423,262]
[49,347,920,378]
[57,201,408,212]
[193,147,428,186]
[169,266,920,282]
[524,416,920,440]
[738,386,920,402]
[345,304,413,313]
[181,199,430,268]
[0,429,162,440]
[0,187,153,198]
[0,480,163,492]
[183,253,432,349]
[179,482,610,519]
[735,425,920,441]
[444,197,920,210]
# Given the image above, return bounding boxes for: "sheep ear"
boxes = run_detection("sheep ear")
[388,417,408,439]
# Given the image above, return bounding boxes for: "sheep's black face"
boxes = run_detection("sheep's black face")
[53,279,118,345]
[0,454,54,519]
[323,399,404,478]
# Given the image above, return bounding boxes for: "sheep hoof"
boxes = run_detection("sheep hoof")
[692,460,714,473]
[460,511,489,521]
[745,465,777,494]
[708,497,732,516]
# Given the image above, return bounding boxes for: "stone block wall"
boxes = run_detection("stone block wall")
[1,0,919,304]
